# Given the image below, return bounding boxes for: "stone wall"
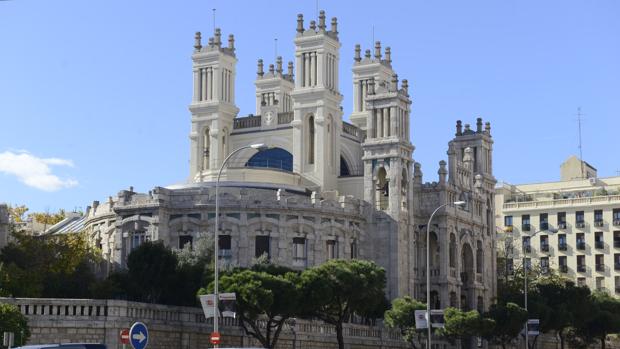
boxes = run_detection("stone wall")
[1,298,408,349]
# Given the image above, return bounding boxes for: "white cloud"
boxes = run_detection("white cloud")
[0,151,78,191]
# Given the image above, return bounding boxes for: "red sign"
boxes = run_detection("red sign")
[210,332,221,345]
[120,329,130,345]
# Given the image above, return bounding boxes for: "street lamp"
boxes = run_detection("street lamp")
[213,143,269,344]
[426,200,466,349]
[521,228,557,349]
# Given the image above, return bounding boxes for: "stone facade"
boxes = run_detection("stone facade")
[1,298,408,349]
[82,9,497,307]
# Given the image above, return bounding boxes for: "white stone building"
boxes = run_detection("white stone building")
[84,10,497,309]
[496,156,620,296]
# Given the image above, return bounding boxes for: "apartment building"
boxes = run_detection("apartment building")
[496,156,620,295]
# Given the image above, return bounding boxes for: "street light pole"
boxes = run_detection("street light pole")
[426,200,466,349]
[522,228,557,349]
[213,143,268,346]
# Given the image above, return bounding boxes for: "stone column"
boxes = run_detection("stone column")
[310,52,316,86]
[390,106,397,137]
[201,68,207,101]
[383,108,389,137]
[377,108,383,138]
[193,69,200,102]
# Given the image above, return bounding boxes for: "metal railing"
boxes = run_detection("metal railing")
[233,115,262,129]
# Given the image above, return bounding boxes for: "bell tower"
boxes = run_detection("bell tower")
[189,29,239,182]
[290,11,343,191]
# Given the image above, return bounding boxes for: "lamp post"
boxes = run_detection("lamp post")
[521,228,557,349]
[213,143,268,345]
[426,200,466,349]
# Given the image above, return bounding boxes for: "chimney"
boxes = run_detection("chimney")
[194,31,202,51]
[476,117,483,133]
[228,34,235,51]
[276,56,283,74]
[318,10,326,31]
[257,59,264,77]
[374,41,381,59]
[330,17,338,34]
[297,14,304,33]
[287,61,294,76]
[354,44,361,62]
[214,28,222,47]
[385,47,392,64]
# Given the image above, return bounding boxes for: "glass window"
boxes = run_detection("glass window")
[559,256,567,266]
[246,147,293,172]
[522,215,531,231]
[293,237,306,259]
[504,216,513,227]
[219,235,231,250]
[540,213,548,230]
[179,235,193,249]
[558,212,566,224]
[614,209,620,221]
[594,210,603,222]
[350,239,358,259]
[576,211,585,223]
[131,231,147,250]
[255,236,270,259]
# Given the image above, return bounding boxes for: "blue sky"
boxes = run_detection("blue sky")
[0,0,618,213]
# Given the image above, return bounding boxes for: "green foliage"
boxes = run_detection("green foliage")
[299,259,388,349]
[0,230,99,298]
[0,303,30,348]
[484,302,527,349]
[569,291,620,349]
[384,296,426,349]
[206,269,299,349]
[440,307,494,344]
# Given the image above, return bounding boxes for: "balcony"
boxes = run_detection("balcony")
[559,265,568,273]
[522,224,531,232]
[577,265,586,273]
[503,195,620,211]
[594,220,604,227]
[541,223,549,231]
[577,242,586,250]
[541,244,550,252]
[614,219,620,226]
[595,241,605,249]
[576,222,586,229]
[558,243,568,251]
[596,264,605,272]
[558,222,567,229]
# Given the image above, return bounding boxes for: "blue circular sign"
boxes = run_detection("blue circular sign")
[129,322,148,349]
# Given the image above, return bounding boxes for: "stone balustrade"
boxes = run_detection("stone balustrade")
[504,194,620,211]
[0,298,408,349]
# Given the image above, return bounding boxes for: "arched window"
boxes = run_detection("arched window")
[308,115,315,164]
[246,147,293,171]
[376,167,388,210]
[476,240,483,273]
[203,127,210,170]
[340,156,351,176]
[449,234,456,268]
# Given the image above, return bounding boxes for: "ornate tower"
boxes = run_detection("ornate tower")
[359,46,414,298]
[290,11,343,191]
[254,57,295,129]
[349,41,398,132]
[189,29,239,181]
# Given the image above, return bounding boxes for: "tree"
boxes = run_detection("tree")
[440,307,494,345]
[570,291,620,349]
[384,296,426,349]
[125,241,179,304]
[485,302,527,349]
[0,303,30,348]
[299,259,388,349]
[205,269,300,349]
[7,205,28,223]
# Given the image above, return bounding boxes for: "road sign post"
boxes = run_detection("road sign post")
[120,328,130,348]
[129,322,149,349]
[210,332,221,346]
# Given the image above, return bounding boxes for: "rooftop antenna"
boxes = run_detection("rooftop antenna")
[212,8,216,33]
[577,107,585,179]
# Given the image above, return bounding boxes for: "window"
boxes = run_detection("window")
[615,254,620,270]
[506,258,514,275]
[131,231,147,250]
[255,236,270,259]
[308,116,315,164]
[350,239,358,259]
[179,235,193,249]
[595,232,604,249]
[246,147,293,172]
[326,240,338,260]
[616,276,620,293]
[540,235,549,252]
[340,156,351,176]
[576,211,585,228]
[596,254,604,271]
[219,235,232,258]
[576,233,585,250]
[504,216,513,227]
[614,209,620,225]
[577,255,586,272]
[558,212,567,229]
[293,237,307,267]
[596,277,605,291]
[615,231,620,248]
[476,241,483,273]
[558,234,567,250]
[594,210,603,225]
[559,256,568,273]
[524,258,532,271]
[522,236,531,253]
[577,277,586,287]
[540,213,549,230]
[522,215,531,231]
[202,128,210,170]
[540,257,549,274]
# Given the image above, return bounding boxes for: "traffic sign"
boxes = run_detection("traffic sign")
[210,332,221,345]
[129,322,149,349]
[120,329,130,345]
